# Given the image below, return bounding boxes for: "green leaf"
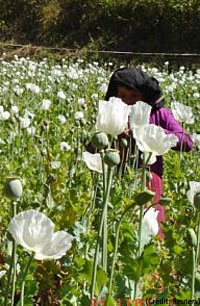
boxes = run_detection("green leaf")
[123,258,141,281]
[95,268,108,295]
[106,295,118,306]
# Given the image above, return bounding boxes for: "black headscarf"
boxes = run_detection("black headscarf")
[105,67,164,109]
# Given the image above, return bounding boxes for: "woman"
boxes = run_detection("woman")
[104,67,193,237]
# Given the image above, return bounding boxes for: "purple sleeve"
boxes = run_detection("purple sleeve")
[151,108,193,152]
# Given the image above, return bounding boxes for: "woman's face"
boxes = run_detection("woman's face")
[117,86,144,105]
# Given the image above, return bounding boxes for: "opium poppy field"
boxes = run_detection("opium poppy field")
[0,55,200,305]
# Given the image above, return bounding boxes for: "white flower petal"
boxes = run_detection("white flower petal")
[187,181,200,204]
[171,102,194,124]
[82,152,103,173]
[140,207,159,250]
[8,209,73,260]
[129,101,152,129]
[133,124,178,155]
[0,270,6,279]
[35,231,74,260]
[191,133,200,146]
[8,210,54,254]
[96,97,130,136]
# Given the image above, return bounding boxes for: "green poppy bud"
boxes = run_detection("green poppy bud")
[104,149,120,168]
[186,228,197,247]
[3,177,23,201]
[194,193,200,210]
[91,132,109,150]
[120,138,128,148]
[159,197,172,206]
[134,189,155,206]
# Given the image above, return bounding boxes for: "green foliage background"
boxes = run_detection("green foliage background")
[0,0,199,53]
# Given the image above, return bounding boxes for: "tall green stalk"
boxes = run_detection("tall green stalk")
[4,201,17,306]
[191,247,196,300]
[11,202,17,306]
[100,151,108,272]
[20,253,34,306]
[196,212,200,268]
[134,156,146,299]
[108,203,135,296]
[90,167,113,299]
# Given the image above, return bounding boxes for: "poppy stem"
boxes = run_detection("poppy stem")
[196,212,200,268]
[191,247,196,300]
[90,167,113,299]
[134,156,146,298]
[20,253,34,306]
[10,202,17,306]
[108,203,135,296]
[4,201,17,306]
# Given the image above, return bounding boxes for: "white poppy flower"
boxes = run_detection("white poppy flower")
[60,142,71,152]
[58,114,67,124]
[129,101,152,130]
[171,102,194,124]
[0,111,10,121]
[187,181,200,205]
[133,124,178,155]
[11,105,19,115]
[82,152,103,173]
[19,117,31,129]
[57,90,66,100]
[91,93,98,99]
[193,93,200,99]
[8,209,73,260]
[191,133,200,146]
[26,83,40,95]
[0,270,6,279]
[24,110,35,120]
[13,86,24,96]
[96,97,130,136]
[78,98,85,105]
[75,111,84,120]
[51,68,62,78]
[140,207,159,250]
[50,161,61,169]
[27,126,36,136]
[99,84,107,94]
[41,99,51,111]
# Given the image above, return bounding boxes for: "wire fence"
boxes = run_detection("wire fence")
[0,42,200,66]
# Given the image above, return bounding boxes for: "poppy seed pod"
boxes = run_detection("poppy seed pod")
[91,131,109,150]
[120,138,128,148]
[186,228,197,247]
[3,177,23,201]
[194,193,200,210]
[159,197,172,206]
[104,149,120,168]
[134,189,155,206]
